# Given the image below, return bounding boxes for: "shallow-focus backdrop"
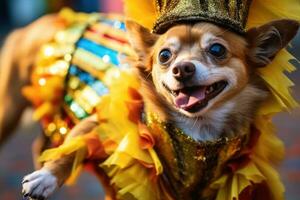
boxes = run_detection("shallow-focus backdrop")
[0,0,299,200]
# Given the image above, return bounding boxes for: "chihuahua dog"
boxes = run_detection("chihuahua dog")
[0,12,298,200]
[22,18,299,199]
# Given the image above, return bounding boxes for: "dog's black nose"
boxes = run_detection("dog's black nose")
[172,62,195,81]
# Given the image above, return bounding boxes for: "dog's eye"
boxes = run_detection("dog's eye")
[208,43,227,58]
[158,49,172,64]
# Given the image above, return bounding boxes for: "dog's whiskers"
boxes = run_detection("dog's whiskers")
[192,117,198,129]
[146,71,152,79]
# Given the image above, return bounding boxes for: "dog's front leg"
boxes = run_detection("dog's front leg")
[22,115,99,199]
[22,154,75,200]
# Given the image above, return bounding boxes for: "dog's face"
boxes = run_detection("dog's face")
[126,20,299,119]
[150,23,248,117]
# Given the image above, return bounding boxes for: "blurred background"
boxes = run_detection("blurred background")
[0,0,123,45]
[0,0,299,200]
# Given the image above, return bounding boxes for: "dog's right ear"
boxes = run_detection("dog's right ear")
[125,20,158,61]
[246,19,299,68]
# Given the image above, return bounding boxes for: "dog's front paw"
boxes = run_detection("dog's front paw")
[22,169,58,200]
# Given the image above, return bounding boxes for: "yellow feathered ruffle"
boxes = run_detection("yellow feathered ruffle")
[97,69,163,200]
[38,135,88,185]
[210,114,287,200]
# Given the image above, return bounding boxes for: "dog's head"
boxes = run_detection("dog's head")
[126,20,299,120]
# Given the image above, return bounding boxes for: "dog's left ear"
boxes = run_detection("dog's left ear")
[125,20,158,61]
[246,19,299,68]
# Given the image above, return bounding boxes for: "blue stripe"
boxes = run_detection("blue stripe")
[76,38,120,66]
[68,65,109,96]
[91,81,109,96]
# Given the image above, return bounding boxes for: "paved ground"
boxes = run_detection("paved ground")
[0,34,300,200]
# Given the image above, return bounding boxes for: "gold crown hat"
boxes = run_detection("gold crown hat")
[124,0,300,33]
[152,0,252,34]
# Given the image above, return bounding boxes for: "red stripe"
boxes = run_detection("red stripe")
[87,27,128,44]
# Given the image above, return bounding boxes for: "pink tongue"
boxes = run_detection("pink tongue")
[175,87,206,109]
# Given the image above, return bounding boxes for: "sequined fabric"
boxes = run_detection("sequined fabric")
[153,0,252,34]
[146,113,250,199]
[62,17,132,139]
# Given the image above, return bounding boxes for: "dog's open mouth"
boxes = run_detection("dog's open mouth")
[163,81,228,113]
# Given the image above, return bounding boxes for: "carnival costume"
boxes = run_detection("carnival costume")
[22,0,300,199]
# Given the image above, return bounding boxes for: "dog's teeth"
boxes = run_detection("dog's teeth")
[205,89,209,94]
[206,86,214,94]
[171,90,178,96]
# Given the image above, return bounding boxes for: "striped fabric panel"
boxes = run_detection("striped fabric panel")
[63,19,128,121]
[72,47,112,78]
[64,65,109,119]
[92,22,126,42]
[100,18,126,31]
[84,28,133,55]
[76,38,120,66]
[68,65,109,96]
[64,94,88,120]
